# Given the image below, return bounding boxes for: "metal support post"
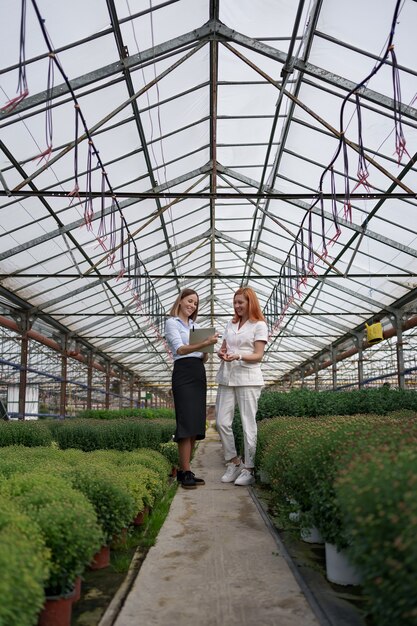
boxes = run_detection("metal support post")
[105,362,111,409]
[12,311,35,420]
[60,335,68,418]
[87,351,93,410]
[331,347,337,391]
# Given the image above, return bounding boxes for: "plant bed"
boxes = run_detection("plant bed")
[252,483,371,626]
[70,480,177,626]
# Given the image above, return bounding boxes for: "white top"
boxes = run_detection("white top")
[164,316,204,361]
[216,319,268,386]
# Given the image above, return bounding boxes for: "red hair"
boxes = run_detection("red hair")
[232,287,265,323]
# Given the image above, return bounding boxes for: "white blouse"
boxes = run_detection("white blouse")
[164,317,204,361]
[216,319,268,386]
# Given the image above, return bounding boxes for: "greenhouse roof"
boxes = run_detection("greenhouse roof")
[1,0,417,403]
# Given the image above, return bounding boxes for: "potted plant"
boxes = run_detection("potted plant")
[3,472,103,626]
[0,494,50,626]
[158,441,180,474]
[60,460,137,544]
[89,450,160,514]
[336,444,417,625]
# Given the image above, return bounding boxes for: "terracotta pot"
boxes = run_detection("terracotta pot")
[89,544,110,570]
[133,506,149,526]
[38,590,74,626]
[72,576,82,603]
[111,527,128,546]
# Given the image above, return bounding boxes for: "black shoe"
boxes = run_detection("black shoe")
[190,471,205,486]
[177,470,205,486]
[180,470,197,489]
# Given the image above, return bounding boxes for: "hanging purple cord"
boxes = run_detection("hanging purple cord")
[279,289,284,314]
[68,104,81,200]
[352,94,370,193]
[320,189,327,258]
[390,45,411,163]
[342,133,352,221]
[133,254,142,302]
[122,237,132,293]
[12,0,168,340]
[282,264,288,303]
[83,141,94,230]
[117,220,126,279]
[34,53,55,163]
[294,243,301,296]
[267,0,403,336]
[307,209,314,272]
[274,287,279,321]
[1,0,29,112]
[96,171,108,250]
[287,260,293,298]
[329,167,341,246]
[107,197,117,268]
[299,227,307,280]
[265,301,271,332]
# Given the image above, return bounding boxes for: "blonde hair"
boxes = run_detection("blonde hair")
[169,288,199,321]
[232,286,265,323]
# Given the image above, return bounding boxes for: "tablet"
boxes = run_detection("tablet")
[189,327,216,353]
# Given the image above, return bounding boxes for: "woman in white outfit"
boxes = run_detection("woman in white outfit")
[215,286,268,486]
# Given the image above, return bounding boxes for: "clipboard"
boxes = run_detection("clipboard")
[189,327,216,353]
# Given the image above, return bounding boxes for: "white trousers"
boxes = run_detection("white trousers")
[215,385,262,469]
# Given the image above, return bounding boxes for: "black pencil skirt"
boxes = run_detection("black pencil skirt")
[172,357,207,442]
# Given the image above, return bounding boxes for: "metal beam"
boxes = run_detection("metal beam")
[216,23,417,122]
[0,24,213,120]
[217,165,417,260]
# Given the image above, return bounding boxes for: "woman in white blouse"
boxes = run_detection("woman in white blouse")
[216,287,268,486]
[165,288,218,489]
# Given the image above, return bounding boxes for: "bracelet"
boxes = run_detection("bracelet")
[238,354,242,361]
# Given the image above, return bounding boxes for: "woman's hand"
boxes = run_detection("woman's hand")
[217,340,227,360]
[204,332,219,348]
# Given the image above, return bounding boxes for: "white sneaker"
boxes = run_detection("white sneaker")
[221,462,242,483]
[234,469,255,486]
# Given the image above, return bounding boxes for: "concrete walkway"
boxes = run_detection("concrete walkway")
[111,430,320,626]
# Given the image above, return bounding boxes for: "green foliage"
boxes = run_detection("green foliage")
[0,426,175,619]
[0,420,52,447]
[256,388,417,420]
[88,449,167,509]
[158,441,179,468]
[60,461,137,544]
[230,389,401,461]
[108,480,178,581]
[0,444,55,477]
[76,408,175,420]
[256,412,417,625]
[256,414,417,547]
[139,481,178,549]
[1,446,138,543]
[0,444,171,543]
[336,446,417,626]
[120,448,172,482]
[2,472,103,595]
[232,410,244,458]
[0,495,50,626]
[256,415,326,513]
[47,418,175,451]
